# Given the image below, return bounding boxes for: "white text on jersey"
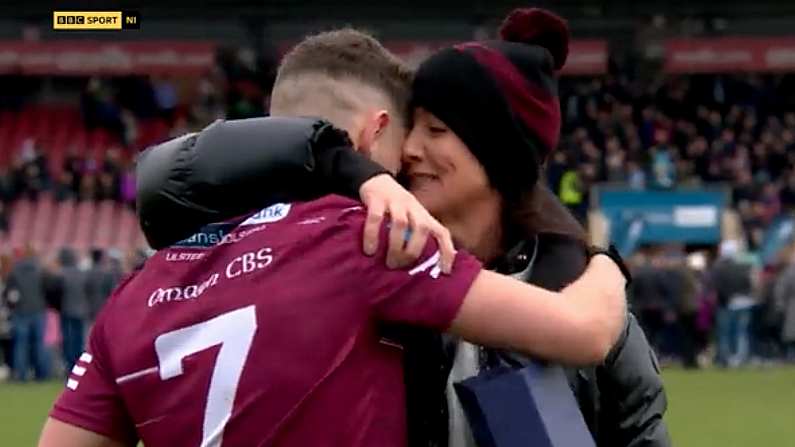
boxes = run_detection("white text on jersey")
[149,246,274,308]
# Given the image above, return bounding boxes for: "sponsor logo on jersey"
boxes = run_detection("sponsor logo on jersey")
[241,203,291,226]
[408,250,442,279]
[165,252,206,262]
[173,223,235,248]
[172,222,270,249]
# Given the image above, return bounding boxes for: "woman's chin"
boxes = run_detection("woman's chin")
[410,187,435,206]
[413,192,447,217]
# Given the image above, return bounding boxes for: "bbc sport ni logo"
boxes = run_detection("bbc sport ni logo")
[53,11,140,30]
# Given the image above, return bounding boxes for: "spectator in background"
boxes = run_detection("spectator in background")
[119,163,136,209]
[21,163,44,201]
[80,77,103,129]
[153,76,178,124]
[545,150,568,193]
[689,253,716,363]
[605,136,627,182]
[779,170,795,212]
[3,245,49,381]
[96,172,116,202]
[630,251,667,354]
[774,248,795,362]
[651,253,682,362]
[50,248,89,374]
[711,240,756,368]
[53,172,76,202]
[107,250,124,289]
[0,253,12,380]
[63,146,84,196]
[0,165,14,202]
[759,182,782,224]
[0,202,8,235]
[103,147,123,189]
[668,253,701,368]
[627,159,647,190]
[649,129,676,189]
[18,139,51,192]
[120,109,138,148]
[191,74,224,124]
[755,265,786,363]
[78,174,97,202]
[559,163,586,222]
[82,78,126,143]
[84,249,114,326]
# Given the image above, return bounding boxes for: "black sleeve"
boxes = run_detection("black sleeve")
[529,234,671,447]
[136,116,388,249]
[596,315,672,447]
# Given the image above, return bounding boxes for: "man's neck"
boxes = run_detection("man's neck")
[439,197,505,265]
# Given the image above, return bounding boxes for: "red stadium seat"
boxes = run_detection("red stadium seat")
[29,193,55,249]
[72,201,97,251]
[49,200,76,252]
[8,199,33,249]
[113,206,138,252]
[92,200,117,250]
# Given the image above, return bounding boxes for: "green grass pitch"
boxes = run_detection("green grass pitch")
[1,367,793,446]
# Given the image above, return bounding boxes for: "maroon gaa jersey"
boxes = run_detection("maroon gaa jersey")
[50,195,481,447]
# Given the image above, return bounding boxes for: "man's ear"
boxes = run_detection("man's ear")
[357,110,391,157]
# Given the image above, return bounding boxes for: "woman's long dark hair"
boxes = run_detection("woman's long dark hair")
[505,176,588,245]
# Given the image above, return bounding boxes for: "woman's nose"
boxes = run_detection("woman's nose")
[402,130,424,162]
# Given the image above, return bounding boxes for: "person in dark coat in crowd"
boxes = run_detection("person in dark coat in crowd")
[4,245,50,381]
[0,253,14,377]
[131,8,669,447]
[105,251,124,293]
[51,247,90,374]
[659,253,701,368]
[85,249,109,325]
[629,252,668,354]
[0,165,15,203]
[711,240,755,367]
[0,201,9,235]
[774,248,795,361]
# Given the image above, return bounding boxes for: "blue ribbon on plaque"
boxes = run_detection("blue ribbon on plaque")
[453,362,595,447]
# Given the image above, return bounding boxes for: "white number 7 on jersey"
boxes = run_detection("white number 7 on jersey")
[155,306,257,447]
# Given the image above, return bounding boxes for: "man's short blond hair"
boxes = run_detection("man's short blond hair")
[270,28,413,128]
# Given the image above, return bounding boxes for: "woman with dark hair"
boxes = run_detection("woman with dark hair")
[396,9,669,446]
[133,8,668,446]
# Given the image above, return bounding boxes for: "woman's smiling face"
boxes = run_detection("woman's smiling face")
[402,107,496,220]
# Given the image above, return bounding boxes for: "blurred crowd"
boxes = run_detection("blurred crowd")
[628,240,795,369]
[0,245,148,381]
[0,46,275,227]
[4,62,795,376]
[0,140,137,207]
[78,44,274,147]
[553,74,795,248]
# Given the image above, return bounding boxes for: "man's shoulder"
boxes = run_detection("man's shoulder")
[291,195,366,223]
[238,195,364,227]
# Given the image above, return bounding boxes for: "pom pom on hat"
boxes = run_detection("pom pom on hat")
[499,8,570,70]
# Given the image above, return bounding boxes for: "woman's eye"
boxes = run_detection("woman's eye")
[428,125,447,134]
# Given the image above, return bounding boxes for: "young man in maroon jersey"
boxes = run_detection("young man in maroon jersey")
[38,30,629,447]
